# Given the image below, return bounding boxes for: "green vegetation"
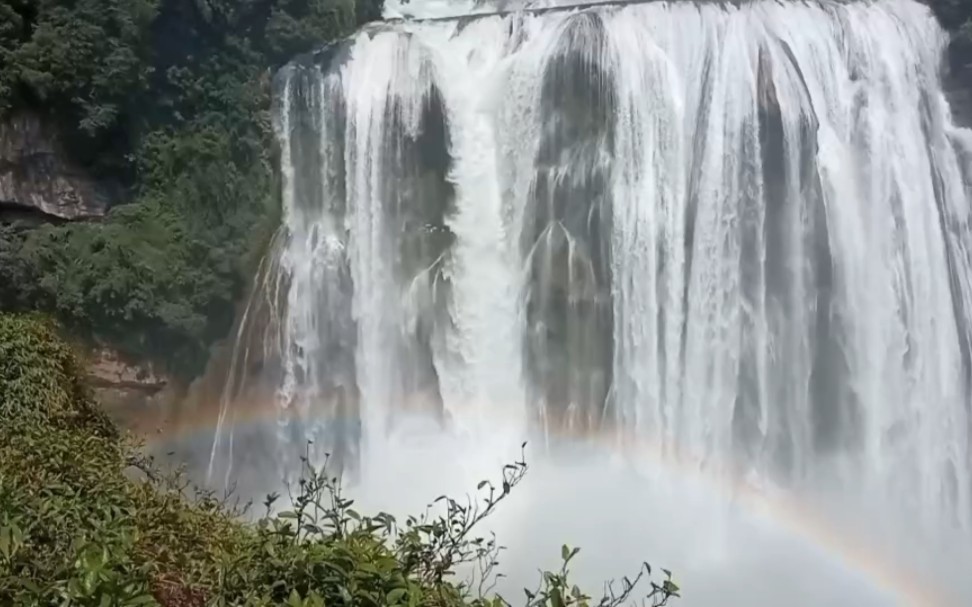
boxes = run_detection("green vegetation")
[0,0,382,378]
[0,314,680,606]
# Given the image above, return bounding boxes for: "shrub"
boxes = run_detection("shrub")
[0,204,242,378]
[0,314,680,606]
[0,313,245,604]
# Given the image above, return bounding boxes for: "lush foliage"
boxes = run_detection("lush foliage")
[0,0,381,378]
[0,314,680,606]
[0,314,245,604]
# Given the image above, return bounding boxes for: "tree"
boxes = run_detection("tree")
[0,1,382,378]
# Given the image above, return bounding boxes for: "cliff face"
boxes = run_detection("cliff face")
[0,112,117,220]
[85,348,184,426]
[944,28,972,127]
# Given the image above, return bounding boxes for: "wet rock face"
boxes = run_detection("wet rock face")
[525,12,615,429]
[0,112,116,220]
[946,32,972,128]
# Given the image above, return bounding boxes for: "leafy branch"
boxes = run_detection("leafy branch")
[251,440,679,607]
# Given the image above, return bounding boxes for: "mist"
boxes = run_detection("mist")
[152,410,972,606]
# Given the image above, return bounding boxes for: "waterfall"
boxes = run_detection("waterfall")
[210,0,972,581]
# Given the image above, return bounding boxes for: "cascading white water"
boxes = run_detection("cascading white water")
[208,0,972,602]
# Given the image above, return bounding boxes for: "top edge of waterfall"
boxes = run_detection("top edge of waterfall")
[271,0,900,73]
[383,0,663,21]
[380,0,860,22]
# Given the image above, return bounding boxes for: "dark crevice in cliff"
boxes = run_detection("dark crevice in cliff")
[0,200,73,225]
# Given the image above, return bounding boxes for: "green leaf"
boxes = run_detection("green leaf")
[288,589,303,607]
[0,526,12,560]
[386,587,407,604]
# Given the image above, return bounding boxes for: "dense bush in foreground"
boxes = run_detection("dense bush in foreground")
[0,314,680,606]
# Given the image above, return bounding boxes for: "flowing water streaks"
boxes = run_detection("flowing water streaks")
[207,0,972,601]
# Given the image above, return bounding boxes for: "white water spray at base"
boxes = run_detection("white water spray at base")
[206,0,972,603]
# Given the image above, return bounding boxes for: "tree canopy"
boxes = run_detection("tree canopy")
[0,0,380,378]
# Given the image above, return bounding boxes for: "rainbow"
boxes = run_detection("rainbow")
[132,399,957,606]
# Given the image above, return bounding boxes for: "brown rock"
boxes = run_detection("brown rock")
[85,348,184,426]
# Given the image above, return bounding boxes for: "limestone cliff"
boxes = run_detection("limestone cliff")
[85,348,184,426]
[0,112,117,220]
